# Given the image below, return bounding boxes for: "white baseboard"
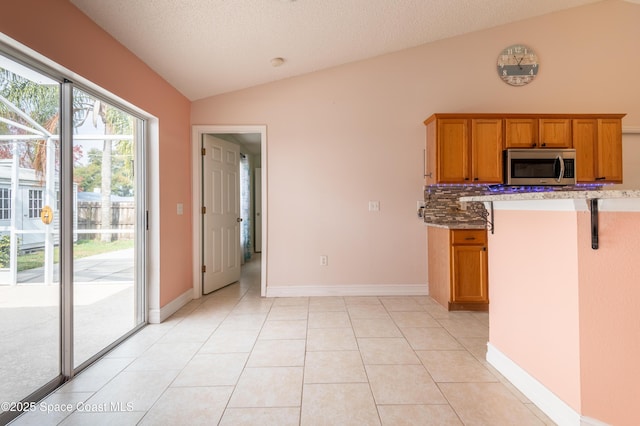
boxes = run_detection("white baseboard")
[486,343,609,426]
[148,288,193,324]
[580,417,612,426]
[266,284,428,298]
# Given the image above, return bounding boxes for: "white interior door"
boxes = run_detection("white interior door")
[203,135,241,294]
[254,168,262,253]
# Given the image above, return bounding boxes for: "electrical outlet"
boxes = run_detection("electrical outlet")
[368,201,380,212]
[320,255,328,266]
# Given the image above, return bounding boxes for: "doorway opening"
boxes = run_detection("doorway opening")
[191,125,266,299]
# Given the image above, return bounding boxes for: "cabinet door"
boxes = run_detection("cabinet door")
[425,121,436,185]
[451,244,488,303]
[505,118,537,148]
[437,119,469,183]
[471,119,503,183]
[573,119,598,182]
[597,118,623,183]
[539,118,572,148]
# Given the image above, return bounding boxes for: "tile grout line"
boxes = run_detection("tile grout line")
[216,286,273,424]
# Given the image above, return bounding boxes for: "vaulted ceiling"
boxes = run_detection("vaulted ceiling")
[71,0,604,101]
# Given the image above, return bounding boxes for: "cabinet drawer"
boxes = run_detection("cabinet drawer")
[451,229,487,245]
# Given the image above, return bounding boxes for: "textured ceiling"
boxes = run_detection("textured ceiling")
[70,0,602,101]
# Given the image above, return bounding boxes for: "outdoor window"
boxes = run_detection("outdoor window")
[28,189,43,218]
[0,187,10,219]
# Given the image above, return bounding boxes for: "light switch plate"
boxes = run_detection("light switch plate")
[368,201,380,212]
[177,203,184,215]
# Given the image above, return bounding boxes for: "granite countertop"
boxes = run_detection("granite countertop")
[459,189,640,203]
[424,222,486,229]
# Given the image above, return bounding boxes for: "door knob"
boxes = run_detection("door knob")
[237,218,243,222]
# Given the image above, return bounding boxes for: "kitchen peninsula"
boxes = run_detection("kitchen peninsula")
[460,189,640,426]
[422,111,627,314]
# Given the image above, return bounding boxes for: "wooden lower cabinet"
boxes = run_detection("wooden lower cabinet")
[427,227,489,311]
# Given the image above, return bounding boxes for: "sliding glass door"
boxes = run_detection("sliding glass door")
[0,54,61,413]
[72,87,144,368]
[0,51,146,422]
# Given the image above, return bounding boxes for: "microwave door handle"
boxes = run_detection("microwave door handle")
[556,155,565,183]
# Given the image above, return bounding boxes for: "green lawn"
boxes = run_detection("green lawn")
[17,239,135,272]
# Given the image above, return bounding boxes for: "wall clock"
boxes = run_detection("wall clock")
[497,44,539,86]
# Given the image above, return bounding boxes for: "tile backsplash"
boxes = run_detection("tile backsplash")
[423,186,488,228]
[423,184,602,228]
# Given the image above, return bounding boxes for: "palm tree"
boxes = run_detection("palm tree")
[91,100,133,242]
[2,66,134,246]
[1,68,92,174]
[0,69,59,172]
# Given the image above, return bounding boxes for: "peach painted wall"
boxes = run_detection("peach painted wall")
[488,210,582,411]
[577,211,640,426]
[0,0,193,306]
[191,0,640,291]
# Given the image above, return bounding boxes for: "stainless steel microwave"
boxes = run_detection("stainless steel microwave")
[504,149,576,185]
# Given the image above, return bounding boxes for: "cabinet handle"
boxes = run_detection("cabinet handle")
[531,143,536,148]
[473,177,479,181]
[595,177,606,181]
[423,149,427,177]
[464,237,476,240]
[482,247,487,251]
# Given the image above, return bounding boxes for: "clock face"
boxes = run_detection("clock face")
[497,44,539,86]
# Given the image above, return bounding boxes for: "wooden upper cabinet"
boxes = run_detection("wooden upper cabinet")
[471,119,503,183]
[437,119,469,183]
[573,119,598,182]
[425,113,624,185]
[573,117,623,183]
[505,118,572,148]
[425,117,502,184]
[425,120,436,184]
[539,118,572,148]
[505,118,537,148]
[597,118,623,183]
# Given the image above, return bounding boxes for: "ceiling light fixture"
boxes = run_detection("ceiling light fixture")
[270,57,285,67]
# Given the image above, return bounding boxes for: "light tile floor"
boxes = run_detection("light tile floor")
[11,256,555,425]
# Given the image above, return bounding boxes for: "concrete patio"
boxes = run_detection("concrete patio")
[0,248,137,410]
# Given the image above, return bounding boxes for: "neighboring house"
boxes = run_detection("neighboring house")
[0,158,133,249]
[0,159,77,251]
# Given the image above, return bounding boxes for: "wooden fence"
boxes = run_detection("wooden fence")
[76,201,135,240]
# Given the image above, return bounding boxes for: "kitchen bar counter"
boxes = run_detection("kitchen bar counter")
[460,188,640,203]
[424,222,485,229]
[460,189,640,215]
[472,189,640,426]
